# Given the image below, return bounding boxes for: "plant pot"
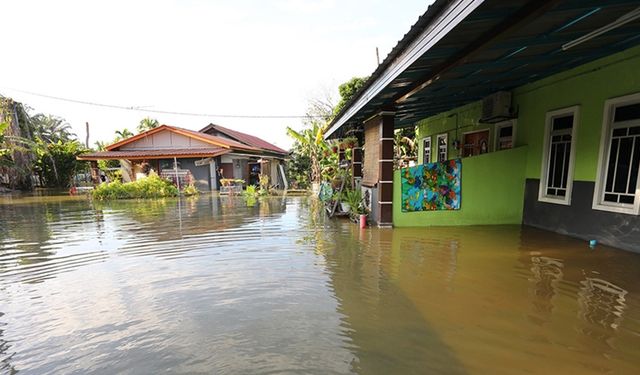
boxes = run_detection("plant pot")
[340,202,351,213]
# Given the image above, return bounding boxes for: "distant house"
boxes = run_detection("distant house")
[78,124,288,191]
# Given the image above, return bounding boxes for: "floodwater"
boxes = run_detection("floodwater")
[1,195,640,374]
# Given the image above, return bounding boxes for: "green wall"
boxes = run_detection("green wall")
[401,45,640,227]
[415,45,640,181]
[393,146,527,226]
[515,45,640,181]
[416,102,485,164]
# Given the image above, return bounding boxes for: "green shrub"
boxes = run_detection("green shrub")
[183,183,199,196]
[244,184,258,198]
[92,173,178,200]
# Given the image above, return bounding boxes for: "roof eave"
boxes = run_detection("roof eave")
[325,0,480,138]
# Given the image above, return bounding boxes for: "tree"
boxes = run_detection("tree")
[31,114,74,144]
[137,117,160,133]
[333,76,368,117]
[115,128,134,141]
[286,77,369,187]
[286,121,329,185]
[0,122,11,168]
[35,140,89,188]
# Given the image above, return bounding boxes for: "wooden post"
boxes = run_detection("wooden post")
[85,122,90,148]
[90,161,100,185]
[174,157,180,191]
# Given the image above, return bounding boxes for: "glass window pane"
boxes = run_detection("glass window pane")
[628,137,640,194]
[562,143,571,188]
[614,103,640,122]
[604,193,618,202]
[499,126,512,137]
[552,143,566,189]
[620,195,635,204]
[605,138,619,192]
[629,126,640,135]
[614,137,633,193]
[613,128,628,137]
[547,143,557,188]
[552,115,573,131]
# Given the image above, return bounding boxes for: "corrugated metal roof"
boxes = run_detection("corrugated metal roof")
[200,124,288,155]
[327,0,640,137]
[78,148,230,160]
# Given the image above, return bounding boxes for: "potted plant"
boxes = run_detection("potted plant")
[341,188,363,215]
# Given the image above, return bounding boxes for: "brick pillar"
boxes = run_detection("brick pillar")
[377,112,395,226]
[378,112,395,226]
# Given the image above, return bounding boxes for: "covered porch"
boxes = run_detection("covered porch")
[325,0,640,238]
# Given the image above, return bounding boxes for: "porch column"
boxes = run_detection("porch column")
[209,160,217,191]
[90,160,100,185]
[377,112,395,227]
[351,144,362,189]
[364,111,395,227]
[338,145,345,163]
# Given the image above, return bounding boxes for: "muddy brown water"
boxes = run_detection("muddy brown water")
[1,194,639,374]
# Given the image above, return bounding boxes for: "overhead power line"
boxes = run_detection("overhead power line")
[1,87,331,119]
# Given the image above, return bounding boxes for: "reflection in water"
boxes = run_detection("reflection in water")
[528,256,564,323]
[1,195,640,374]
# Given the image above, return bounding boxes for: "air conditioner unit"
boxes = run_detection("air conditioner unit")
[480,91,514,123]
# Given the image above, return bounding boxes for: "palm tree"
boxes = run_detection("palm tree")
[137,117,159,133]
[114,128,134,141]
[31,114,73,144]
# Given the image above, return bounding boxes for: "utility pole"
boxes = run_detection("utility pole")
[376,47,380,66]
[85,122,90,148]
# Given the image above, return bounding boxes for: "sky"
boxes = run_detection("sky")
[1,0,432,150]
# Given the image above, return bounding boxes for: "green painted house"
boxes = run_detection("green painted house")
[325,0,640,252]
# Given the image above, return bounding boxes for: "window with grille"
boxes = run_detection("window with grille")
[437,134,448,162]
[539,107,578,205]
[422,137,431,164]
[594,94,640,214]
[495,121,516,151]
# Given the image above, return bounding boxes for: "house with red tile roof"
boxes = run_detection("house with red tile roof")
[78,124,288,191]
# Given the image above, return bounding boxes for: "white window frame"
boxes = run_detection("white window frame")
[494,120,517,151]
[538,106,579,206]
[437,133,448,162]
[593,93,640,215]
[422,136,431,164]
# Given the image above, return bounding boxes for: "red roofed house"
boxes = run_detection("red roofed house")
[78,124,288,191]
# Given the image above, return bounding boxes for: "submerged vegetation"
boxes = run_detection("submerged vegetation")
[92,173,179,200]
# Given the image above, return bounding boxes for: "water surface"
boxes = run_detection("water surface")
[1,194,640,374]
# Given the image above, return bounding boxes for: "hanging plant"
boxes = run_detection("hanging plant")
[343,136,358,149]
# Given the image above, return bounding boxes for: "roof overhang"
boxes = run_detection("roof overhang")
[326,0,640,138]
[77,148,231,161]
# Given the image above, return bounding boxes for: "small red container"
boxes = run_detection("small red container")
[359,214,367,229]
